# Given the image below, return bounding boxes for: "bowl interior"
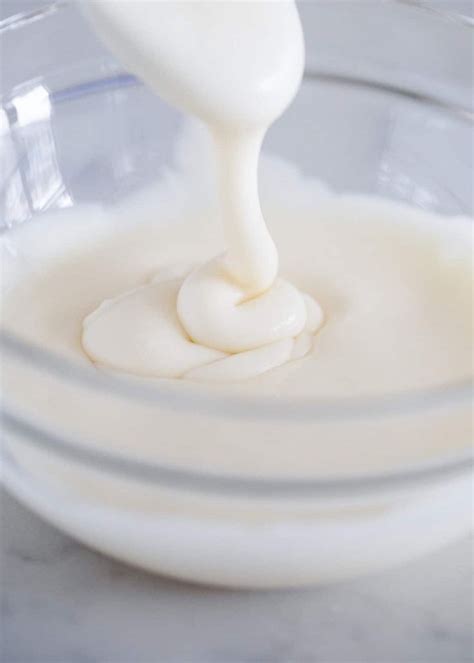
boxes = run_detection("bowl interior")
[0,9,473,496]
[1,60,472,230]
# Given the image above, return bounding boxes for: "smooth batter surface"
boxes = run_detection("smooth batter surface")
[3,140,472,400]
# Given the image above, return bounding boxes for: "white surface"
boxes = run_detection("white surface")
[1,490,473,663]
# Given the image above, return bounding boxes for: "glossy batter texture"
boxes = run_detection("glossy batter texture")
[80,0,323,380]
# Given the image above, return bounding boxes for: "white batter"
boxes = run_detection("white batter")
[2,130,473,485]
[1,0,472,427]
[1,0,472,454]
[79,0,324,381]
[2,137,472,401]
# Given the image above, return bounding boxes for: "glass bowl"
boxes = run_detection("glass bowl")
[0,1,472,588]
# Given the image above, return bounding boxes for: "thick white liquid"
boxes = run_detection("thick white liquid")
[80,0,324,380]
[2,141,472,479]
[3,143,471,399]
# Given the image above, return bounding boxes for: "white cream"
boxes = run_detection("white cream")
[3,145,472,409]
[2,137,473,588]
[80,0,323,381]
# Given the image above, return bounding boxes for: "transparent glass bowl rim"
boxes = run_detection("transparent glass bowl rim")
[1,2,473,498]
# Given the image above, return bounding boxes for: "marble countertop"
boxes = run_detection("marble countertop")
[1,489,472,663]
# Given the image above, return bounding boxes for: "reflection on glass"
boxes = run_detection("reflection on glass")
[1,85,72,228]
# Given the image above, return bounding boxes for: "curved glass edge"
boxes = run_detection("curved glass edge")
[0,1,68,35]
[1,0,473,35]
[3,408,473,499]
[2,330,473,422]
[2,66,473,123]
[396,0,474,27]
